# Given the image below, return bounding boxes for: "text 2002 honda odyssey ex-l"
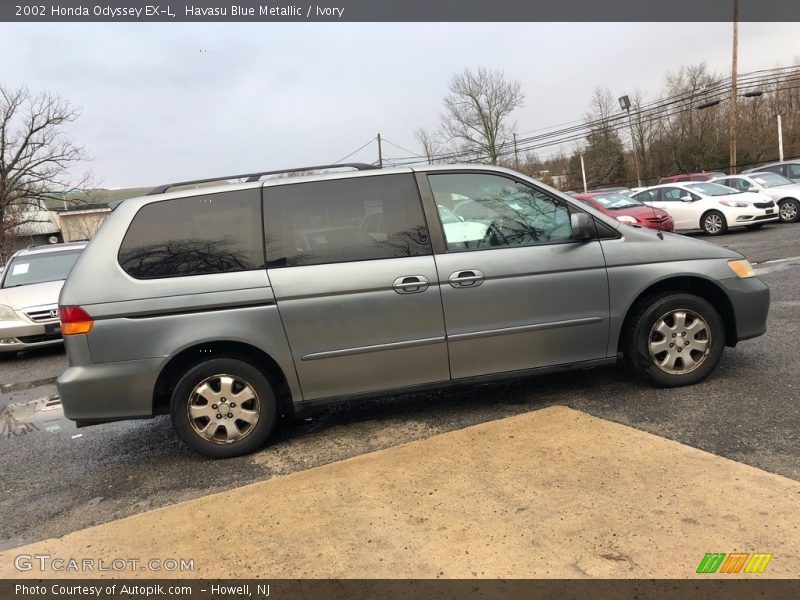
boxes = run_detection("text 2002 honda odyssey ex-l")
[57,164,770,458]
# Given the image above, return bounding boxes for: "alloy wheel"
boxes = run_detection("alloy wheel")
[779,200,798,222]
[187,374,260,444]
[648,309,711,375]
[703,213,723,234]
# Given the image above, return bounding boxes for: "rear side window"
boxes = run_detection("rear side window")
[118,190,264,279]
[263,174,431,268]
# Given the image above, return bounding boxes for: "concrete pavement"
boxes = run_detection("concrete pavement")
[2,406,798,579]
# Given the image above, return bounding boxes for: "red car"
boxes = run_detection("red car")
[657,172,726,185]
[573,191,674,232]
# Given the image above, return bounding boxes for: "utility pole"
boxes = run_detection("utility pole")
[729,0,739,174]
[376,133,383,168]
[513,133,520,170]
[580,153,588,193]
[777,114,784,161]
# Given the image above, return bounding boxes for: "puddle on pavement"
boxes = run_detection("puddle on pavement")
[0,394,73,438]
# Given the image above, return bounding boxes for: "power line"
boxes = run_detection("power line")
[379,137,419,157]
[387,66,800,167]
[333,136,376,164]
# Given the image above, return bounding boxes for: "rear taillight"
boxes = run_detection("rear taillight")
[59,305,94,335]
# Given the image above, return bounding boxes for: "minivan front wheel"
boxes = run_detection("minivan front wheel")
[624,293,725,387]
[171,358,276,458]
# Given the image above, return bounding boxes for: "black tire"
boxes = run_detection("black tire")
[170,357,277,458]
[701,210,728,235]
[778,198,799,223]
[623,292,725,387]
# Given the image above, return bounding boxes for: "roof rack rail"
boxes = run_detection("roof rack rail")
[146,163,380,195]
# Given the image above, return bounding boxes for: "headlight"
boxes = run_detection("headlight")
[719,199,749,208]
[616,215,638,224]
[0,304,19,321]
[728,259,756,278]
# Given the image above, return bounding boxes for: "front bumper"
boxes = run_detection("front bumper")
[720,276,770,343]
[723,204,779,227]
[0,319,63,352]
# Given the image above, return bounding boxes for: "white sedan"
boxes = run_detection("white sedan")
[712,172,800,224]
[631,182,778,235]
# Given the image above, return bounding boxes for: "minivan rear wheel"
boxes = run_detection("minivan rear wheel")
[170,357,276,458]
[623,293,725,387]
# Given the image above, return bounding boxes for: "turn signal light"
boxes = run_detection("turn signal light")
[728,259,756,279]
[59,305,94,335]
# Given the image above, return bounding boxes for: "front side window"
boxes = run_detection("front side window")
[428,173,573,252]
[786,164,800,178]
[263,174,431,268]
[660,187,688,201]
[632,189,658,203]
[714,178,743,191]
[1,250,82,288]
[760,164,784,176]
[118,190,264,279]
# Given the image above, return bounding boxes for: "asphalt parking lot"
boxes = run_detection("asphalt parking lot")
[1,222,798,551]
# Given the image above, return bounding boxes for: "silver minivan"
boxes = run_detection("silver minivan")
[57,164,770,458]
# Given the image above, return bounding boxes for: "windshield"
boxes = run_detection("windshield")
[752,172,792,188]
[588,192,642,209]
[686,182,741,196]
[1,249,82,288]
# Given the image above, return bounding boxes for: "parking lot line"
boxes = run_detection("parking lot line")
[1,406,798,579]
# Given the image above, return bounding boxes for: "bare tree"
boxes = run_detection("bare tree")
[0,85,91,258]
[414,128,441,164]
[440,67,524,165]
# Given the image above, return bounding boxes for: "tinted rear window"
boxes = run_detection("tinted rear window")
[118,190,264,279]
[263,174,431,268]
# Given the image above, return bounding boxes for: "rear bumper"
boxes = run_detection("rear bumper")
[720,276,770,343]
[57,356,163,421]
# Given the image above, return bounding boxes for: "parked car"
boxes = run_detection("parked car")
[712,172,800,223]
[657,172,726,185]
[742,160,800,183]
[573,191,674,232]
[58,164,769,458]
[631,182,777,235]
[0,243,87,355]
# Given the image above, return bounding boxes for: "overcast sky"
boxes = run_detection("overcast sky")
[1,22,799,188]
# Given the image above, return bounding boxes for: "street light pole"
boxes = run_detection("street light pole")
[729,0,739,173]
[777,114,784,162]
[618,95,642,188]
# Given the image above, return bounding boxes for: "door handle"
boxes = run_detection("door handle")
[393,275,429,294]
[448,270,484,288]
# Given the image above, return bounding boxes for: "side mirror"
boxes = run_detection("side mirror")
[680,194,693,202]
[571,212,594,241]
[746,186,758,192]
